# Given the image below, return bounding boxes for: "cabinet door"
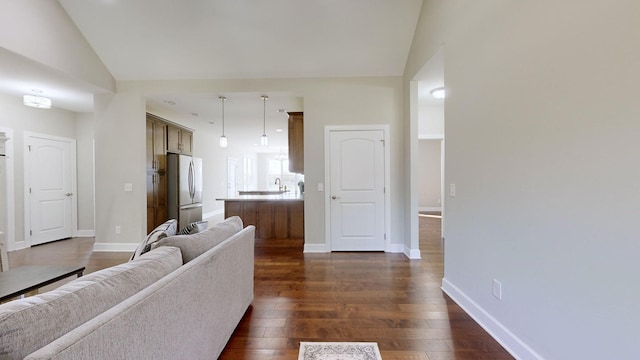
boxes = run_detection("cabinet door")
[181,130,193,155]
[147,171,168,233]
[153,122,167,171]
[147,172,155,233]
[146,120,154,171]
[154,172,168,226]
[290,201,305,238]
[167,125,192,155]
[257,202,274,239]
[288,112,304,174]
[167,125,181,153]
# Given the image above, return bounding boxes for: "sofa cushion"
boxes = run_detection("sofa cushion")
[130,219,178,260]
[0,246,182,360]
[152,216,243,263]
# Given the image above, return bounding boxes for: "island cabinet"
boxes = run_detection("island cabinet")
[224,200,304,239]
[288,112,304,174]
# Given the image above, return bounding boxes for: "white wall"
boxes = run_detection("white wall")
[418,139,441,211]
[0,93,91,250]
[93,92,146,251]
[0,0,114,92]
[405,1,640,359]
[418,102,444,137]
[120,77,405,249]
[75,113,95,234]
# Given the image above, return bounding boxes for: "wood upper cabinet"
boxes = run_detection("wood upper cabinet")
[167,125,193,155]
[146,118,167,172]
[288,112,304,174]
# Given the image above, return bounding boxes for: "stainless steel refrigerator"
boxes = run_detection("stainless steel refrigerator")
[167,153,203,230]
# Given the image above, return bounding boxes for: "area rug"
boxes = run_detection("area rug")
[298,342,382,360]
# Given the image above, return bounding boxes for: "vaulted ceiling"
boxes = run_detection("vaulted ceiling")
[59,0,423,80]
[3,1,427,149]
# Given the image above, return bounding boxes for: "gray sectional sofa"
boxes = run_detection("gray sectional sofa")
[0,217,255,360]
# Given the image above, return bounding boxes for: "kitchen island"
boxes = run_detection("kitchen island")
[216,192,304,239]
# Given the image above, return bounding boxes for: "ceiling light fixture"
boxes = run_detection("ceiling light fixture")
[260,95,269,147]
[430,87,445,100]
[23,90,51,109]
[218,96,228,148]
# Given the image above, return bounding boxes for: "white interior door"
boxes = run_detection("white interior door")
[227,157,239,197]
[329,129,386,251]
[27,135,75,246]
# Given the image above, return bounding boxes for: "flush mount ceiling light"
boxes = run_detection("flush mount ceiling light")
[260,95,269,147]
[430,87,445,100]
[218,96,228,148]
[23,90,51,109]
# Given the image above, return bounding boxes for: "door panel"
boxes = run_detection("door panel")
[329,130,385,251]
[29,136,74,245]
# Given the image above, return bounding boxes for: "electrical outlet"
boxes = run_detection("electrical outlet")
[449,183,456,197]
[492,279,502,300]
[115,226,121,235]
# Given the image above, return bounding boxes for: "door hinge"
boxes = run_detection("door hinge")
[380,139,385,146]
[30,230,32,236]
[29,187,31,194]
[28,145,31,151]
[384,233,386,240]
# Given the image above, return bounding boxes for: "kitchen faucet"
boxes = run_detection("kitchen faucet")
[275,177,282,191]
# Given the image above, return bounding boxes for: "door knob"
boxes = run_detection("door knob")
[65,193,73,197]
[331,195,340,200]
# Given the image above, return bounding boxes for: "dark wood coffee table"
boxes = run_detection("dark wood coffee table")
[0,265,85,302]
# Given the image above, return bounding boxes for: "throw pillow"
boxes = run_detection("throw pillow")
[130,219,178,261]
[178,220,209,235]
[151,216,243,263]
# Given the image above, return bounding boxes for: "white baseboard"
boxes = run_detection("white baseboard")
[303,243,329,253]
[75,230,95,238]
[93,242,138,252]
[441,278,544,360]
[386,243,404,254]
[419,206,441,212]
[404,245,422,259]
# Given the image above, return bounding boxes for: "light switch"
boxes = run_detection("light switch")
[317,183,324,192]
[124,183,133,192]
[449,184,456,197]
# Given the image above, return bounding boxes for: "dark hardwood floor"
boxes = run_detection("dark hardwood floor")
[6,215,513,359]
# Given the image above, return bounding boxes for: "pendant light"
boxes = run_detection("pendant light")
[260,95,269,147]
[218,96,228,148]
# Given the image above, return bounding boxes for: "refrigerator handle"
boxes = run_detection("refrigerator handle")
[188,160,195,201]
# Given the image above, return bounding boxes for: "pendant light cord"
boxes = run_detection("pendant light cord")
[262,96,266,136]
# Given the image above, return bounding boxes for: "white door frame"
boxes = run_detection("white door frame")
[324,125,391,252]
[0,128,16,251]
[23,132,78,246]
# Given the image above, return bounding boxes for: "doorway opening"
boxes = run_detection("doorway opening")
[412,47,445,257]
